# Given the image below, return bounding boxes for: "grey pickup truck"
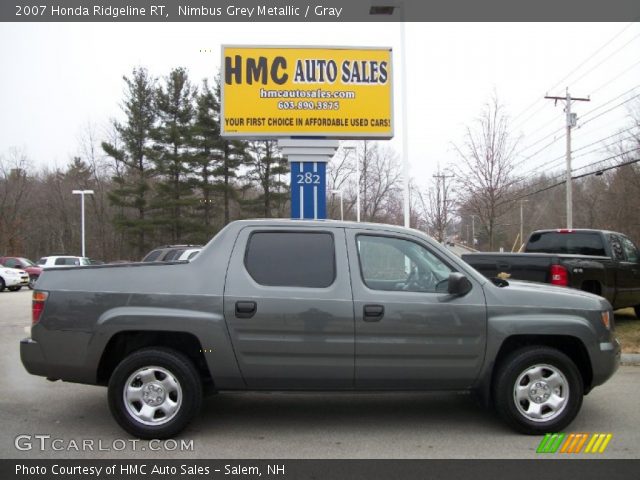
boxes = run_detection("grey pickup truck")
[21,220,620,439]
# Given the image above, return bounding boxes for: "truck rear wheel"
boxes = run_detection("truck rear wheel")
[634,306,640,319]
[493,346,583,434]
[108,347,202,439]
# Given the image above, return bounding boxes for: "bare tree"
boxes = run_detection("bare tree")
[453,96,519,250]
[0,148,33,254]
[359,142,402,222]
[418,167,455,242]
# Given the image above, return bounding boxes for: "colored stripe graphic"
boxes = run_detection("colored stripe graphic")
[537,433,565,453]
[538,433,612,454]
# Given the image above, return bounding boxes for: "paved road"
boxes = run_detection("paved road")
[1,289,638,459]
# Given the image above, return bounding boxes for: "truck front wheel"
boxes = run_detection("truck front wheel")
[493,346,583,434]
[108,347,202,439]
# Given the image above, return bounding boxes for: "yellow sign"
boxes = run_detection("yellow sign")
[221,46,393,139]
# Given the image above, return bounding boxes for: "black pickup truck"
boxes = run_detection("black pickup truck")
[462,229,640,315]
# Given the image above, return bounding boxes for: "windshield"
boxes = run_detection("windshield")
[19,258,36,266]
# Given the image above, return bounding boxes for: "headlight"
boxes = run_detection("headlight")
[600,311,611,330]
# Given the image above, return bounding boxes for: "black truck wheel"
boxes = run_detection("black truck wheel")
[634,306,640,319]
[108,347,202,439]
[493,346,583,434]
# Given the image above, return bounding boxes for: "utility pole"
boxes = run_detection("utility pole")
[519,199,529,251]
[469,214,477,247]
[544,88,590,229]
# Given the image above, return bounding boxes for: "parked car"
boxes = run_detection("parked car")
[141,245,203,262]
[21,220,619,439]
[0,256,42,289]
[462,229,640,316]
[0,266,29,291]
[36,256,91,269]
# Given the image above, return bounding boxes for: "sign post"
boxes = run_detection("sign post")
[221,45,393,220]
[278,139,339,219]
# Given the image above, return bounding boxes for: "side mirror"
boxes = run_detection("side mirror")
[447,272,473,296]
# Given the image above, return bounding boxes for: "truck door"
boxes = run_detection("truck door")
[346,230,487,389]
[616,235,640,308]
[223,226,354,389]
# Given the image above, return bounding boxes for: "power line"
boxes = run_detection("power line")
[524,128,637,175]
[590,58,640,96]
[513,88,639,171]
[561,32,640,90]
[509,22,637,126]
[503,148,640,206]
[579,93,640,128]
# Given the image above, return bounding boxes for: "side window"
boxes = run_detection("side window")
[4,259,18,268]
[357,235,453,293]
[620,236,639,263]
[142,250,162,262]
[37,258,46,265]
[245,231,335,288]
[54,258,66,265]
[609,235,625,261]
[164,249,183,261]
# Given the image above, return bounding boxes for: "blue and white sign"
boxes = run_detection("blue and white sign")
[290,161,327,220]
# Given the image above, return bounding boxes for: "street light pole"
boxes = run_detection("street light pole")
[370,2,410,228]
[72,189,94,257]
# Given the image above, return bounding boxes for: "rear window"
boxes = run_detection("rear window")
[526,232,606,256]
[245,231,335,288]
[54,257,81,266]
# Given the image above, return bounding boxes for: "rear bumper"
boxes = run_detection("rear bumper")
[20,338,50,378]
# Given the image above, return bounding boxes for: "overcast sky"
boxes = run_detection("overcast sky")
[1,22,638,190]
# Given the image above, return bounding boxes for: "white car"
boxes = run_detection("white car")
[36,256,91,269]
[0,267,29,292]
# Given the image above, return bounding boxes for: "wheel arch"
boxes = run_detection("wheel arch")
[96,330,212,386]
[494,335,592,390]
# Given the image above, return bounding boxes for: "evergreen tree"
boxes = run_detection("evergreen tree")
[102,67,157,257]
[213,77,247,225]
[151,67,197,243]
[190,79,220,239]
[244,140,289,218]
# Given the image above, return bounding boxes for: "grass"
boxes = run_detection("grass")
[614,308,640,353]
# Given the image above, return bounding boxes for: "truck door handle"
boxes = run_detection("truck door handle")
[363,304,384,322]
[497,263,511,270]
[235,301,257,318]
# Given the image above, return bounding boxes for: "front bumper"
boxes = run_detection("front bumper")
[591,337,621,388]
[4,274,29,287]
[20,338,49,378]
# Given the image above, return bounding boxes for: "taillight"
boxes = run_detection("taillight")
[556,229,574,233]
[32,291,48,325]
[550,264,568,286]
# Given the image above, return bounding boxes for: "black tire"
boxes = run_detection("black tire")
[8,286,21,292]
[634,306,640,319]
[493,346,583,434]
[28,276,38,290]
[108,347,202,439]
[0,277,5,292]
